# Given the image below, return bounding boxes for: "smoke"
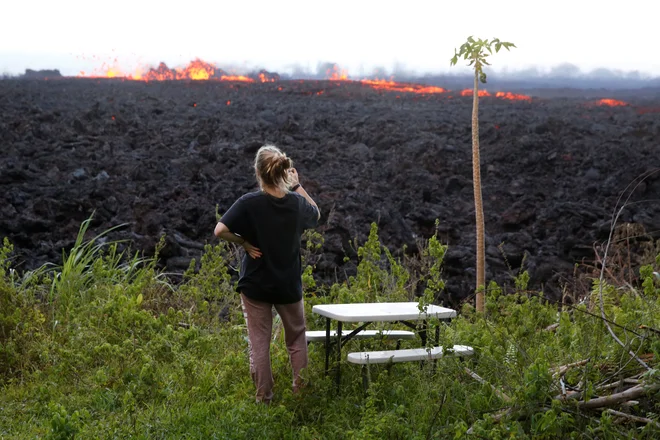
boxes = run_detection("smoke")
[6,58,660,96]
[274,61,660,91]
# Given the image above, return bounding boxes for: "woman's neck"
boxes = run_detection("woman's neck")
[262,185,286,198]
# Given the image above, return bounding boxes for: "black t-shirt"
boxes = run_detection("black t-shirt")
[220,191,319,304]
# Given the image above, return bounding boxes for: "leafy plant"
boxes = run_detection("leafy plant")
[301,229,324,292]
[1,221,659,438]
[49,214,128,311]
[450,36,516,313]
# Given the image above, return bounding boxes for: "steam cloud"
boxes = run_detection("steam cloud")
[7,60,660,98]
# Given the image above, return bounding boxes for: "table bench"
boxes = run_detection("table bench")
[306,329,416,343]
[311,302,457,391]
[347,344,475,390]
[346,345,474,364]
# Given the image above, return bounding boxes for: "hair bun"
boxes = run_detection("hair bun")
[280,155,292,169]
[272,154,289,171]
[254,145,293,192]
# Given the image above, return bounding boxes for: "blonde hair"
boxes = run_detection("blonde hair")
[254,145,293,192]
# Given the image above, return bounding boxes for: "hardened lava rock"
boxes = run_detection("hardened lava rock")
[0,78,658,303]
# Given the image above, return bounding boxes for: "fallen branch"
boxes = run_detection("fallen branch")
[596,380,622,392]
[578,383,660,410]
[596,377,641,393]
[605,409,660,429]
[557,390,581,401]
[553,359,589,377]
[464,367,512,403]
[466,408,511,435]
[544,323,559,332]
[639,325,660,337]
[620,400,639,407]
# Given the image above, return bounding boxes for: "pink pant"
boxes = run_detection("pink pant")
[240,294,308,403]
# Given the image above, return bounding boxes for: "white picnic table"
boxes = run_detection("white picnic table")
[311,302,457,390]
[312,302,456,322]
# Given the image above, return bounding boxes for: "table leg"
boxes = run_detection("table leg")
[420,320,428,370]
[420,320,428,347]
[433,322,441,373]
[335,321,342,391]
[324,318,331,376]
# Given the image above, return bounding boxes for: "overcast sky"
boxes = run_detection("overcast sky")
[1,0,658,77]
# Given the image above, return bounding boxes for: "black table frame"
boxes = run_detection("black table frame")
[322,316,451,392]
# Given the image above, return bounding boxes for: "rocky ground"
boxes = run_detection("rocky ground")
[1,78,659,303]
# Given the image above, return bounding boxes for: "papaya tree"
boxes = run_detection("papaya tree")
[450,37,516,313]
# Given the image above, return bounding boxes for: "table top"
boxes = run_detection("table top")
[311,302,456,322]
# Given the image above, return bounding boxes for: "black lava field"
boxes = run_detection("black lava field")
[1,78,659,303]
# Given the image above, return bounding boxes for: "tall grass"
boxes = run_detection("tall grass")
[49,215,126,305]
[0,219,658,439]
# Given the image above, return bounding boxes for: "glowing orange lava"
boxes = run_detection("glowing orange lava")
[72,57,541,102]
[326,65,349,80]
[139,62,175,81]
[220,75,254,82]
[361,79,446,94]
[138,59,216,81]
[258,73,276,83]
[458,89,532,101]
[460,89,492,97]
[184,59,215,80]
[495,91,532,101]
[595,98,628,107]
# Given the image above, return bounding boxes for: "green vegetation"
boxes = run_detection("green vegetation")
[1,219,659,439]
[451,36,516,313]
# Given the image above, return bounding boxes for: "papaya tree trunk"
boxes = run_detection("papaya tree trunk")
[472,69,486,312]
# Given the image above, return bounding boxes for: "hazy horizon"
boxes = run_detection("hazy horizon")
[4,54,660,85]
[2,0,659,79]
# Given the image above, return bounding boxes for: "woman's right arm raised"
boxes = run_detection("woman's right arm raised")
[289,168,320,221]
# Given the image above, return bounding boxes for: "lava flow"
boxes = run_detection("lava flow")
[595,98,628,107]
[460,89,492,97]
[495,91,532,102]
[79,58,274,83]
[361,79,446,94]
[326,65,349,81]
[459,89,532,101]
[74,58,536,100]
[219,75,253,82]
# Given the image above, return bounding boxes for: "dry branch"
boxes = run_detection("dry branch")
[639,325,660,336]
[466,408,511,435]
[596,380,628,393]
[605,409,660,429]
[557,390,581,401]
[553,359,589,377]
[620,400,639,407]
[595,377,641,393]
[544,323,559,332]
[578,383,660,410]
[464,367,512,403]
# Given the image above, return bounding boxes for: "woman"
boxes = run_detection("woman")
[214,145,320,403]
